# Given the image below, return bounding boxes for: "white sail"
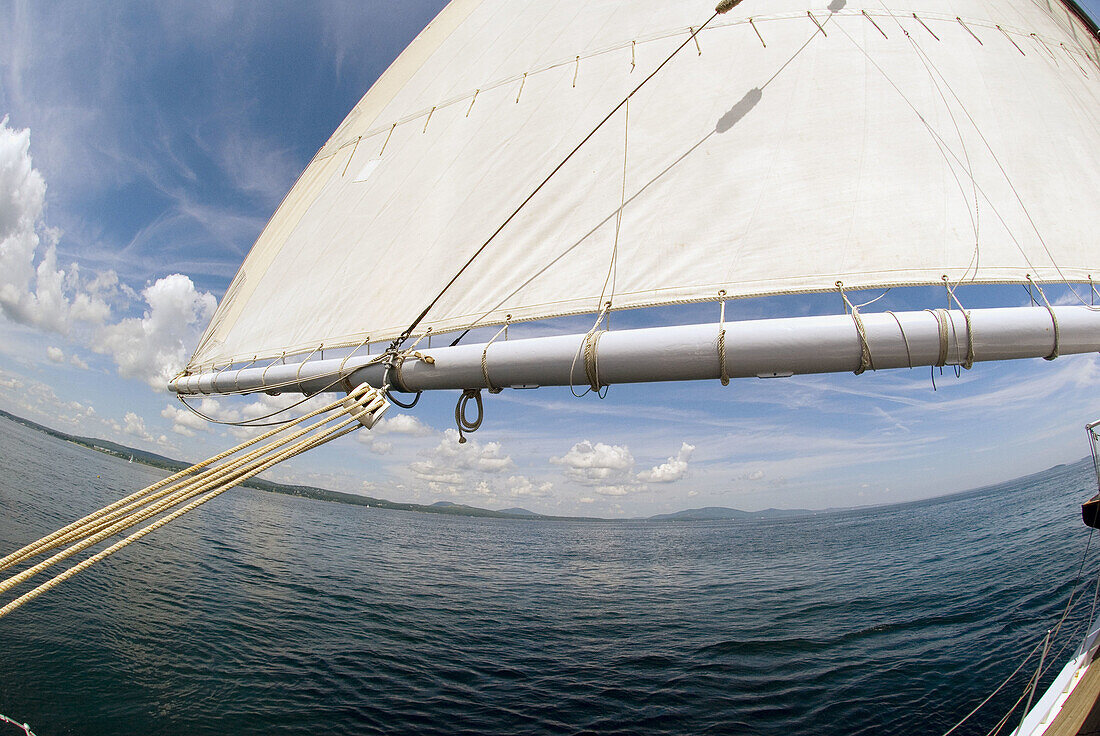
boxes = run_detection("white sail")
[186,0,1100,373]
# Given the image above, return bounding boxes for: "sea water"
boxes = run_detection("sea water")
[0,414,1097,736]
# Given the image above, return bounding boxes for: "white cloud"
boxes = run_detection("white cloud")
[46,345,64,362]
[0,119,216,392]
[161,402,209,437]
[93,274,216,390]
[373,413,434,436]
[122,411,154,442]
[504,475,553,499]
[411,429,514,479]
[637,442,695,483]
[69,353,88,369]
[0,117,114,333]
[551,440,634,483]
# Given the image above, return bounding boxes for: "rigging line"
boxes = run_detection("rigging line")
[0,386,378,578]
[854,289,891,309]
[903,37,1094,307]
[0,417,365,620]
[595,96,631,316]
[834,19,1051,294]
[872,2,981,269]
[386,8,727,354]
[0,388,363,573]
[1088,544,1100,636]
[940,638,1045,736]
[178,370,354,427]
[0,714,35,736]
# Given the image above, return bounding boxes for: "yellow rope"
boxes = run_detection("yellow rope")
[0,384,386,619]
[24,390,377,562]
[0,418,362,619]
[0,386,370,572]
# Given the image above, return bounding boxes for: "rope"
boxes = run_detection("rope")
[0,388,364,573]
[926,309,951,367]
[942,527,1098,736]
[943,277,975,370]
[1,385,383,591]
[837,282,874,374]
[584,329,606,393]
[481,319,510,394]
[885,311,914,369]
[383,332,435,407]
[0,384,387,619]
[0,714,35,736]
[570,302,612,398]
[454,389,483,444]
[385,8,726,353]
[718,291,730,386]
[1028,275,1060,361]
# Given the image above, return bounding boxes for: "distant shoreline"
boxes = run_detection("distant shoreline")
[0,408,1081,523]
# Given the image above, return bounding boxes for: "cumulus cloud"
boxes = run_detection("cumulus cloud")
[372,413,434,436]
[411,429,514,480]
[504,475,553,499]
[161,402,210,437]
[0,118,217,392]
[637,442,695,483]
[551,440,634,484]
[46,345,64,362]
[93,274,216,389]
[0,118,113,333]
[406,429,529,501]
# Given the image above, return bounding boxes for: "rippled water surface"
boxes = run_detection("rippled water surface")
[1,415,1098,735]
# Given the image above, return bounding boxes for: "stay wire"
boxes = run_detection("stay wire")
[388,10,723,353]
[941,526,1096,736]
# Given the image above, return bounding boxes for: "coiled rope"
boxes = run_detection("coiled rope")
[0,383,388,620]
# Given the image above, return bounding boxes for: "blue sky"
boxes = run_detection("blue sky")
[1,0,1099,517]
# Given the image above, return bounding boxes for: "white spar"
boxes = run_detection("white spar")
[169,305,1100,397]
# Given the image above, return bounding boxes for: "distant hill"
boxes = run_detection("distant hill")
[0,408,811,523]
[496,507,541,517]
[647,506,816,521]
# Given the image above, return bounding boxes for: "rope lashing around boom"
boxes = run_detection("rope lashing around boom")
[1027,275,1061,361]
[837,282,875,374]
[0,384,389,620]
[717,290,730,386]
[943,277,976,370]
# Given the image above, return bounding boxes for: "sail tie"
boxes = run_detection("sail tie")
[943,277,975,370]
[584,329,606,393]
[837,282,875,375]
[717,291,730,386]
[481,319,510,394]
[924,309,951,368]
[1027,276,1060,361]
[0,384,388,620]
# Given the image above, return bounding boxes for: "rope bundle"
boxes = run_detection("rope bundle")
[0,383,387,620]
